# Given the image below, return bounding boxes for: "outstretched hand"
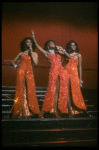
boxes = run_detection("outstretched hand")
[31,29,35,36]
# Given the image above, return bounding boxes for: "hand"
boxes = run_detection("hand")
[56,46,64,51]
[56,46,64,54]
[29,46,33,52]
[14,64,21,68]
[31,29,35,36]
[80,80,83,87]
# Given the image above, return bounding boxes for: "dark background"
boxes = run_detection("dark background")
[2,2,98,89]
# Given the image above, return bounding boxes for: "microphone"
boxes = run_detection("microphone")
[29,46,32,51]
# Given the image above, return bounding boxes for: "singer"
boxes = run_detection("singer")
[31,30,71,118]
[11,37,40,118]
[58,41,93,117]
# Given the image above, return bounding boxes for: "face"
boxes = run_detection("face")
[26,39,32,48]
[70,42,76,51]
[48,41,56,49]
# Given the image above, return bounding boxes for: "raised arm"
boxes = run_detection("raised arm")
[31,30,49,58]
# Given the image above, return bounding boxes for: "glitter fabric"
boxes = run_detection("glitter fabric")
[20,84,32,117]
[64,57,87,111]
[41,53,68,113]
[58,68,69,113]
[11,55,40,116]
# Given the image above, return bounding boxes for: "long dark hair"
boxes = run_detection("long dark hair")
[20,37,36,66]
[20,37,36,52]
[44,40,57,51]
[65,40,79,53]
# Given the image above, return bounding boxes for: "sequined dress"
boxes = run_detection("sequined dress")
[11,55,40,116]
[41,53,68,113]
[64,57,87,113]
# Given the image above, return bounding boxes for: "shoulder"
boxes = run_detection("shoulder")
[78,53,81,57]
[16,52,23,57]
[77,53,82,61]
[77,53,82,59]
[18,52,23,55]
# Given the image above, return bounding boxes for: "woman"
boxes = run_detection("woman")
[11,37,40,118]
[31,30,70,118]
[60,41,92,117]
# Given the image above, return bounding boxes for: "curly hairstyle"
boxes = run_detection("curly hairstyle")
[44,40,56,51]
[65,40,79,53]
[20,37,36,52]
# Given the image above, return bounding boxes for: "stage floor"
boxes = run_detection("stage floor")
[2,116,98,147]
[2,87,98,147]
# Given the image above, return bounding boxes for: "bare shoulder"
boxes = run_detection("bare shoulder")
[77,53,82,62]
[78,53,82,58]
[18,52,23,56]
[15,52,23,58]
[78,53,81,56]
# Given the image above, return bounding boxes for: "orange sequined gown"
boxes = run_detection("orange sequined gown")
[41,53,68,113]
[12,55,40,116]
[63,57,87,113]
